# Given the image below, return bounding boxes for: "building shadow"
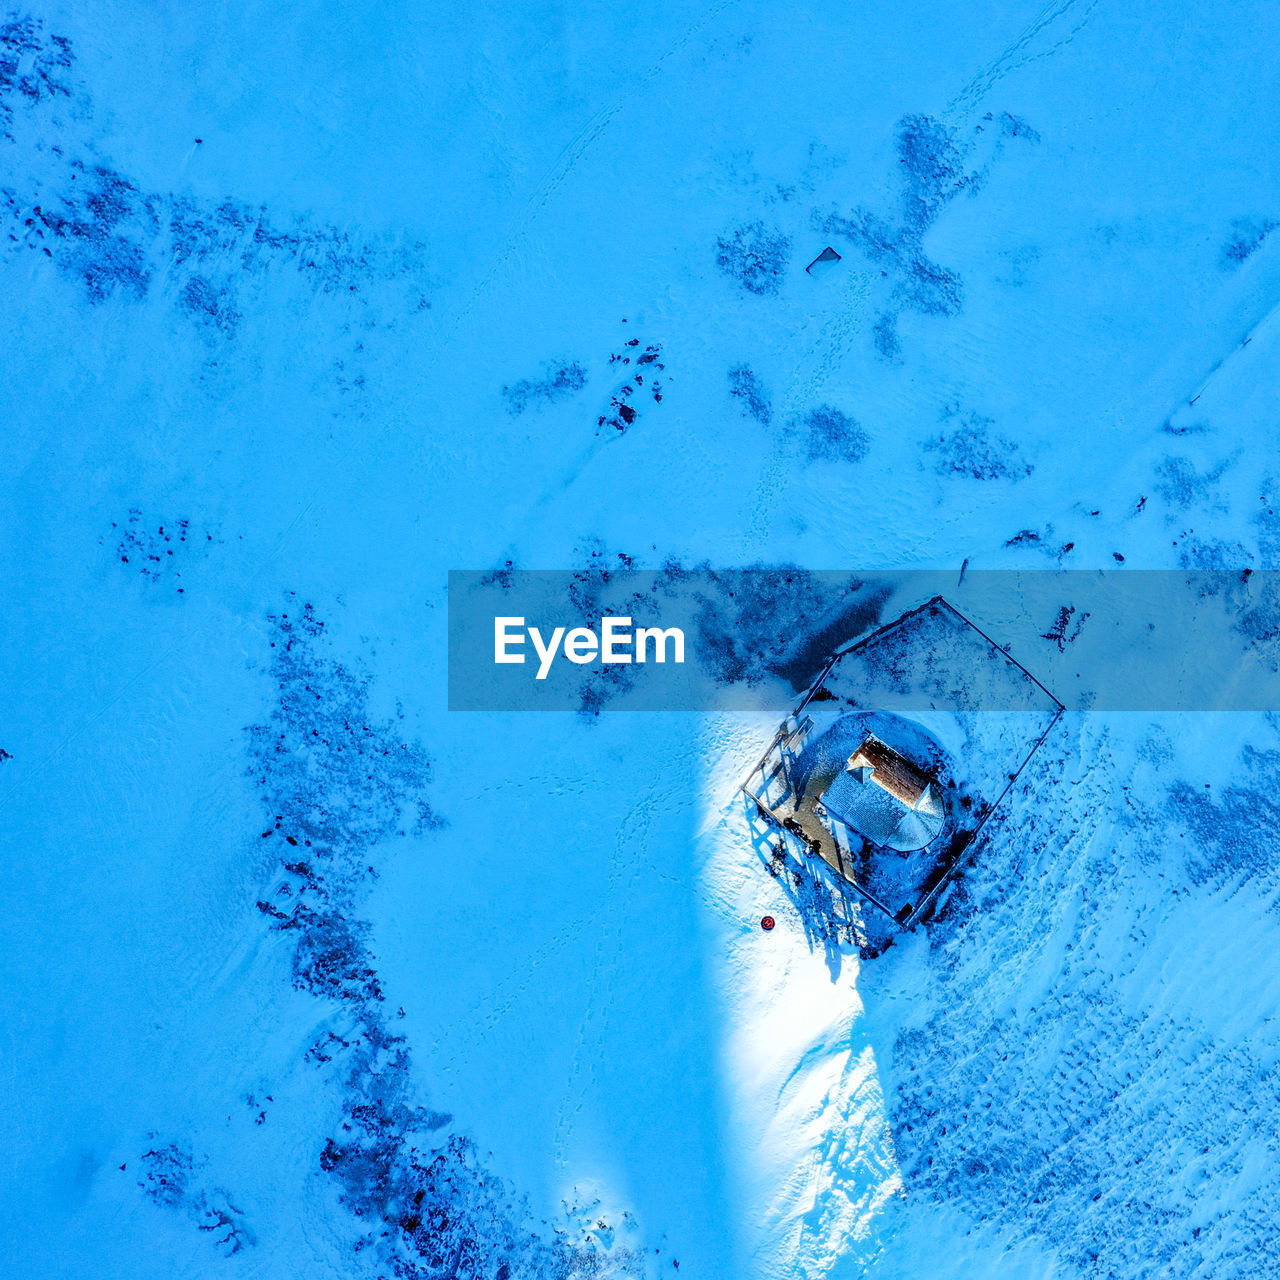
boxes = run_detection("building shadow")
[741,792,896,976]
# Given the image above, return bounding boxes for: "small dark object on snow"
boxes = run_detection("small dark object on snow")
[806,246,842,277]
[760,915,776,931]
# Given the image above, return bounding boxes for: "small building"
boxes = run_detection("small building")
[817,735,945,853]
[805,245,842,278]
[740,596,1063,938]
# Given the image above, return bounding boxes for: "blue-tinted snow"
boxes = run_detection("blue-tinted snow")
[4,2,1280,1277]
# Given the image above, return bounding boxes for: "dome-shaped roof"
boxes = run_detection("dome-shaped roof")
[817,735,946,852]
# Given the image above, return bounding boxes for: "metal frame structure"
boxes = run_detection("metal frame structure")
[740,595,1065,932]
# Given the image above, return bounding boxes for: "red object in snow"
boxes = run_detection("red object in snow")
[760,915,776,931]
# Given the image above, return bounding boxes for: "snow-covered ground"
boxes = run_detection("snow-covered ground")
[3,2,1280,1276]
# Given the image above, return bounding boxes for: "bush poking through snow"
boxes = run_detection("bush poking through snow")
[715,221,791,296]
[104,510,217,594]
[924,410,1032,481]
[244,598,641,1276]
[819,111,1037,354]
[503,361,588,415]
[1221,216,1278,269]
[803,405,869,463]
[1,28,432,329]
[138,1143,252,1256]
[728,365,772,424]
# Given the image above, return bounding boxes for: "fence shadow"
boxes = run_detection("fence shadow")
[741,793,895,976]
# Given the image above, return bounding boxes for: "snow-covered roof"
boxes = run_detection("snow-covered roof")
[846,735,930,807]
[819,735,946,852]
